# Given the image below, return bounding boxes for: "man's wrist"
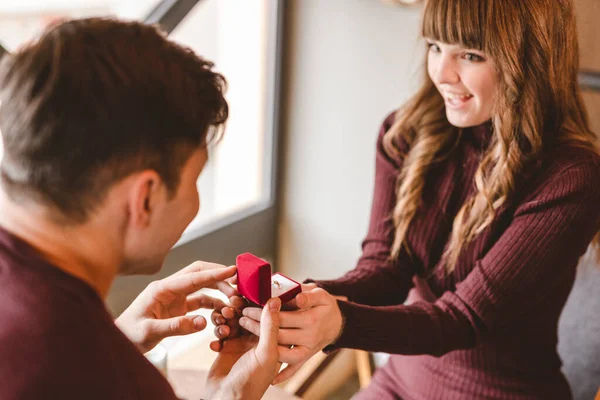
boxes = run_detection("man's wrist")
[114,315,149,353]
[209,386,243,400]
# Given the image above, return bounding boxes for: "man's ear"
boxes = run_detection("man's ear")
[127,170,163,229]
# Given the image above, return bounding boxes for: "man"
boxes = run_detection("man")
[0,18,280,399]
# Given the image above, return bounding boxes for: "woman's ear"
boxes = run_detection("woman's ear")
[127,170,163,229]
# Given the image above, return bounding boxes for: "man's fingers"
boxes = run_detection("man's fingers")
[148,315,207,340]
[229,296,247,312]
[221,306,237,320]
[209,340,223,352]
[273,363,304,385]
[212,308,242,339]
[186,294,227,312]
[255,297,281,365]
[174,261,233,276]
[214,324,231,339]
[158,266,237,296]
[211,310,226,326]
[216,280,238,298]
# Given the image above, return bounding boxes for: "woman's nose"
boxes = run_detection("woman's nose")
[432,55,460,85]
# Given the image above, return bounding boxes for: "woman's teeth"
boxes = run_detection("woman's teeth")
[445,93,473,107]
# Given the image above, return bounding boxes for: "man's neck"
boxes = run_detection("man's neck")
[0,194,121,299]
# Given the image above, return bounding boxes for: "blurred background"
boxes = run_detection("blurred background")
[0,0,598,398]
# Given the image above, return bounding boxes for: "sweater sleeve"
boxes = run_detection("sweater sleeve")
[325,160,600,355]
[306,113,417,306]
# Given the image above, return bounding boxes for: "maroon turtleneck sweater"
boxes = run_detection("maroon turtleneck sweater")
[308,113,600,400]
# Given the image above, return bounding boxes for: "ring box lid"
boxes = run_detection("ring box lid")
[236,252,301,306]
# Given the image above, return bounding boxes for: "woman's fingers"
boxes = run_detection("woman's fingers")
[238,316,305,347]
[242,307,307,328]
[239,315,261,336]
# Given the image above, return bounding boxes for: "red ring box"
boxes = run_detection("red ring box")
[236,252,301,307]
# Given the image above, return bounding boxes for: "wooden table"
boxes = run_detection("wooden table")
[168,369,299,400]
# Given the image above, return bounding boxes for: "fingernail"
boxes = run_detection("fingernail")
[193,316,205,329]
[270,297,281,311]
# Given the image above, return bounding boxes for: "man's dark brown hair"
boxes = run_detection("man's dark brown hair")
[0,17,228,223]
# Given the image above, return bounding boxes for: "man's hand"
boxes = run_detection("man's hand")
[115,262,238,353]
[238,287,344,385]
[209,296,247,351]
[205,297,283,400]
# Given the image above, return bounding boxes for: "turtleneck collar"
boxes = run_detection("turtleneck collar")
[467,120,493,150]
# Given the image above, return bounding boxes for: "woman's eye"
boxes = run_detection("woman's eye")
[427,43,441,53]
[464,52,484,62]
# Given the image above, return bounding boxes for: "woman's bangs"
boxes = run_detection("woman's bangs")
[422,0,485,50]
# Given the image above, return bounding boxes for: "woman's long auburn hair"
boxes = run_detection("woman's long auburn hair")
[385,0,599,272]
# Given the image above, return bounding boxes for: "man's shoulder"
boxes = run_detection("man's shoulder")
[0,252,106,346]
[0,282,177,399]
[0,272,115,378]
[0,254,177,399]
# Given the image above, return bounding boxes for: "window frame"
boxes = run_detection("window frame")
[108,0,285,315]
[0,0,284,315]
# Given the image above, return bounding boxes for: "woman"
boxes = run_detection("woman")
[225,0,600,398]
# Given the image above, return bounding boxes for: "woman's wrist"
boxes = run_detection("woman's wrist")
[327,299,346,346]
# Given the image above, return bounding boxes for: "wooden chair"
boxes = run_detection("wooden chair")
[280,349,375,399]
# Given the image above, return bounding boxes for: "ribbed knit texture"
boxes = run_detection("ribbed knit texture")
[0,229,178,399]
[308,113,600,400]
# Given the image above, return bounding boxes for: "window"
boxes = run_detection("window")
[0,0,161,51]
[0,0,283,249]
[0,1,283,314]
[169,0,279,245]
[0,0,164,155]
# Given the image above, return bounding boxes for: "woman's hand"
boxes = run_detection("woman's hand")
[238,287,344,384]
[405,275,437,305]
